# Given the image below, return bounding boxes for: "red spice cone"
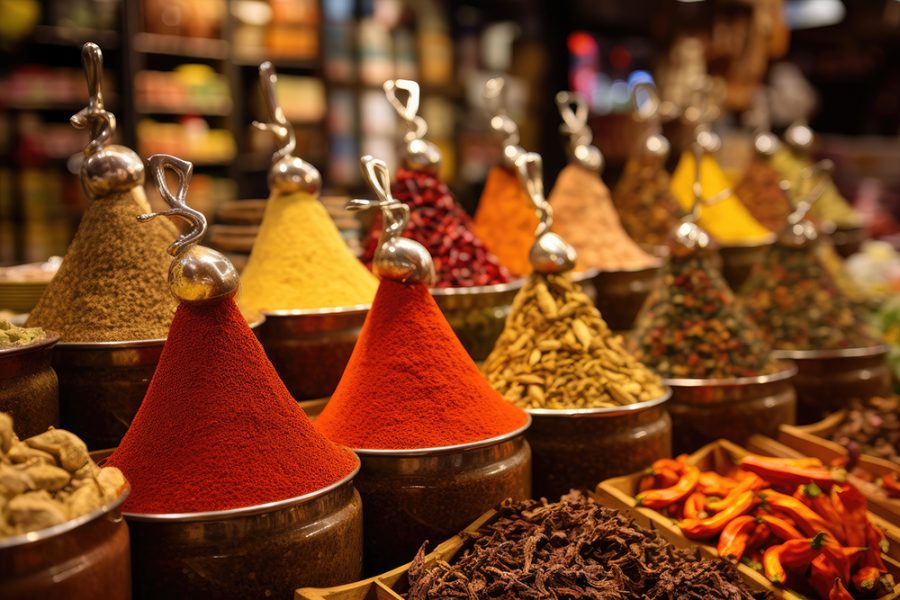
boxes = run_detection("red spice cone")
[314,279,529,450]
[108,298,358,514]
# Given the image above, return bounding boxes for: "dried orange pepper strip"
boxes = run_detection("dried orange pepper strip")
[636,466,699,509]
[678,490,756,540]
[717,515,756,562]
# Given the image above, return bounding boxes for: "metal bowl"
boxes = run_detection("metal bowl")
[53,314,264,451]
[665,361,798,454]
[0,486,131,600]
[124,460,363,600]
[352,420,532,575]
[828,224,867,258]
[525,390,672,500]
[772,345,889,424]
[579,261,662,331]
[0,332,60,438]
[258,305,369,400]
[715,238,774,292]
[430,279,523,361]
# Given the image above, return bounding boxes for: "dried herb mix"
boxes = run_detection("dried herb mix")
[483,272,664,409]
[631,248,777,379]
[733,157,794,233]
[829,397,899,465]
[406,492,769,600]
[0,320,45,348]
[740,241,881,351]
[612,154,682,248]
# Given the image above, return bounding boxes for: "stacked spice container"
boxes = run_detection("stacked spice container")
[105,155,363,599]
[0,320,60,438]
[26,44,180,449]
[315,155,531,574]
[548,91,661,331]
[359,79,521,360]
[630,147,797,454]
[739,169,890,423]
[669,79,774,291]
[238,63,377,405]
[482,151,671,500]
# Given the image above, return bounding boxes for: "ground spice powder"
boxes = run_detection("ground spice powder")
[361,168,511,288]
[612,154,682,249]
[630,246,778,379]
[733,156,794,233]
[27,188,177,342]
[472,166,540,277]
[314,279,528,449]
[671,152,772,244]
[107,297,357,514]
[239,191,378,311]
[769,147,860,228]
[548,164,657,272]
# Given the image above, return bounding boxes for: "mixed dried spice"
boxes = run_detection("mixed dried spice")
[631,247,778,379]
[612,154,683,249]
[740,240,881,351]
[0,320,46,349]
[406,491,769,600]
[483,272,664,409]
[0,413,127,538]
[829,397,899,466]
[733,157,794,233]
[636,453,895,598]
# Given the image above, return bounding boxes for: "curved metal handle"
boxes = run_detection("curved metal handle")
[347,155,409,238]
[515,152,552,235]
[555,91,590,140]
[139,154,206,256]
[383,79,420,123]
[632,82,659,124]
[484,77,520,147]
[252,61,296,162]
[70,42,115,156]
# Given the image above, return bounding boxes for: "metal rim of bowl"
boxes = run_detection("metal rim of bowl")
[123,455,361,523]
[525,386,672,418]
[772,343,888,361]
[428,278,525,297]
[663,360,798,388]
[0,485,130,550]
[262,303,371,318]
[54,313,265,348]
[350,415,532,457]
[0,330,60,356]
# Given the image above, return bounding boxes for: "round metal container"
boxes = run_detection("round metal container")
[829,224,866,258]
[53,315,264,451]
[0,487,131,600]
[258,305,369,400]
[665,362,798,454]
[526,390,672,500]
[353,421,532,575]
[0,332,60,438]
[430,280,523,361]
[772,345,890,424]
[716,239,774,292]
[125,461,363,600]
[582,262,662,331]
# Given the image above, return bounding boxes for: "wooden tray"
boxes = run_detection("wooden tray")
[596,439,900,600]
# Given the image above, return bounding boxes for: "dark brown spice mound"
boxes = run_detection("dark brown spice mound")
[406,491,771,600]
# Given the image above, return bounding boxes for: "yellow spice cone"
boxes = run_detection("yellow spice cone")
[671,152,771,244]
[239,191,378,311]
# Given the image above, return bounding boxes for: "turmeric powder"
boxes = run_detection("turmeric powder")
[473,166,539,277]
[769,147,860,229]
[239,191,378,311]
[671,152,771,244]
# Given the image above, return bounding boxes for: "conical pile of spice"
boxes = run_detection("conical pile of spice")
[483,153,664,409]
[611,82,682,249]
[239,64,377,312]
[733,157,794,233]
[739,177,880,351]
[547,92,657,272]
[360,80,510,289]
[315,156,528,450]
[632,143,779,379]
[108,155,357,514]
[27,43,177,342]
[472,77,540,277]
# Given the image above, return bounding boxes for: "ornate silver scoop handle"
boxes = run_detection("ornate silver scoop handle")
[484,77,525,169]
[515,152,576,274]
[786,159,832,224]
[555,91,603,173]
[347,155,435,285]
[139,154,239,302]
[747,89,781,156]
[70,42,114,156]
[631,82,673,159]
[383,79,441,173]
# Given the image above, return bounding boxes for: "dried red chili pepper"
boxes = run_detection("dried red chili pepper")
[683,491,707,520]
[655,467,681,488]
[863,522,889,573]
[717,515,756,561]
[831,484,869,547]
[829,577,854,600]
[707,473,764,512]
[636,466,699,509]
[821,533,866,584]
[852,566,885,596]
[810,554,841,600]
[802,482,847,544]
[762,491,840,539]
[882,473,900,498]
[764,534,826,585]
[740,455,837,490]
[698,471,738,497]
[746,522,771,551]
[758,514,805,541]
[679,490,756,540]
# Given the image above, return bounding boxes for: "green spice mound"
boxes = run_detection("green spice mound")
[406,492,770,600]
[631,249,777,379]
[483,272,664,409]
[27,188,178,342]
[740,241,881,351]
[0,320,45,349]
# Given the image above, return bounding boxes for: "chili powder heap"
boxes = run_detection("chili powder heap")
[361,168,511,288]
[314,278,528,449]
[108,298,357,514]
